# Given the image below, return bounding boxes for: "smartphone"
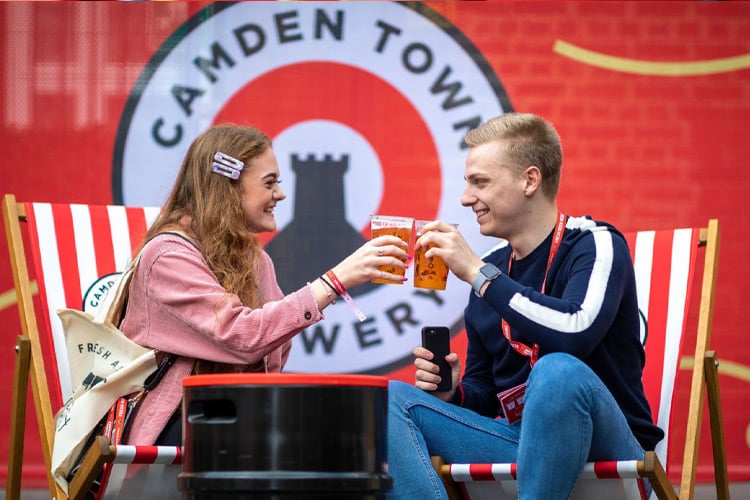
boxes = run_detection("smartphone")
[421,326,452,391]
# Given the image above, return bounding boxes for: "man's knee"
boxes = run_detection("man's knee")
[527,353,594,398]
[388,380,417,408]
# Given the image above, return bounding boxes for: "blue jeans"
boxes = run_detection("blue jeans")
[387,353,646,499]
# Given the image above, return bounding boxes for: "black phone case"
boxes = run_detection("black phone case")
[421,326,452,391]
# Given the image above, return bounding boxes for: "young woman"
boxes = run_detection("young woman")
[119,124,408,445]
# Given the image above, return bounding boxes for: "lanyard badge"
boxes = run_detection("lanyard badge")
[497,383,527,424]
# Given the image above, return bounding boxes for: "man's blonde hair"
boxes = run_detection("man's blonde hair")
[464,113,563,199]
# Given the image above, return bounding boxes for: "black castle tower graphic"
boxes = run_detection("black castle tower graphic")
[265,153,379,297]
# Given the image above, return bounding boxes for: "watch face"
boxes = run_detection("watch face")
[473,263,501,296]
[481,263,501,279]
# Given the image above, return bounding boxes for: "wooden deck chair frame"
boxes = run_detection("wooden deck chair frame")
[430,220,729,500]
[4,194,181,500]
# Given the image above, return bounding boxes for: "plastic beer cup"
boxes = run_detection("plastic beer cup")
[370,215,414,284]
[413,220,457,290]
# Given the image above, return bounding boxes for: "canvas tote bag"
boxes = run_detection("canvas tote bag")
[51,253,159,494]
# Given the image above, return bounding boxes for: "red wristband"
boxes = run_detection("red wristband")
[325,270,366,322]
[325,270,347,295]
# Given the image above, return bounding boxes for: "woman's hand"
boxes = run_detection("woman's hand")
[329,235,410,289]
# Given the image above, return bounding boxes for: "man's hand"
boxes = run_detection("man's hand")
[413,345,461,401]
[413,220,485,284]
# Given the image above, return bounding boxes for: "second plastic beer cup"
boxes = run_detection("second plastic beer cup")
[370,215,414,284]
[413,220,456,290]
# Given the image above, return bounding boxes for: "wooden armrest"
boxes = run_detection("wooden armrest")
[704,351,730,500]
[639,451,677,500]
[68,435,115,500]
[431,455,465,500]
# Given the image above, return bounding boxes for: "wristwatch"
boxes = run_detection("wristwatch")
[472,263,501,297]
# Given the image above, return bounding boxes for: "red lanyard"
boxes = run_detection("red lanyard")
[500,212,566,366]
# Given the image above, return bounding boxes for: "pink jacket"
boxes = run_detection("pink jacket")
[119,233,324,445]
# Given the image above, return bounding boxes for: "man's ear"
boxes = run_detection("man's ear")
[523,166,542,196]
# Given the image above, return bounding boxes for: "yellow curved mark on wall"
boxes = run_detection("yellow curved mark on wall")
[679,357,750,453]
[553,39,750,76]
[0,282,36,311]
[680,355,750,383]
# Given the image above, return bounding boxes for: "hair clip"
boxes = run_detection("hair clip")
[212,152,244,180]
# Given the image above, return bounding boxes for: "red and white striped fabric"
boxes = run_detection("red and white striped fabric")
[443,227,700,500]
[626,227,698,469]
[111,445,183,465]
[449,461,647,499]
[23,202,186,498]
[25,202,160,407]
[97,446,182,500]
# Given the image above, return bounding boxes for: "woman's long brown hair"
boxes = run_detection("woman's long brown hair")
[139,125,272,373]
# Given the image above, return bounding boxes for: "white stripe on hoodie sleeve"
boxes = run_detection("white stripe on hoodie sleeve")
[507,229,614,334]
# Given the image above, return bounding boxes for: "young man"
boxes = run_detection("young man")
[388,113,663,499]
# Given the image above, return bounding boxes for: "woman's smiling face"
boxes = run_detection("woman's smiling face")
[239,147,286,233]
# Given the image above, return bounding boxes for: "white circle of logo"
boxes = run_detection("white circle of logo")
[113,2,512,374]
[82,272,121,314]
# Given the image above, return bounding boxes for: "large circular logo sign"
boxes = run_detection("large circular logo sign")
[113,2,512,373]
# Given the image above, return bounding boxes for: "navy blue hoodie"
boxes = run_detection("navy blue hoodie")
[455,215,664,451]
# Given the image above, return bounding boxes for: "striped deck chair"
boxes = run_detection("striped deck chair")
[4,194,182,500]
[430,220,729,500]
